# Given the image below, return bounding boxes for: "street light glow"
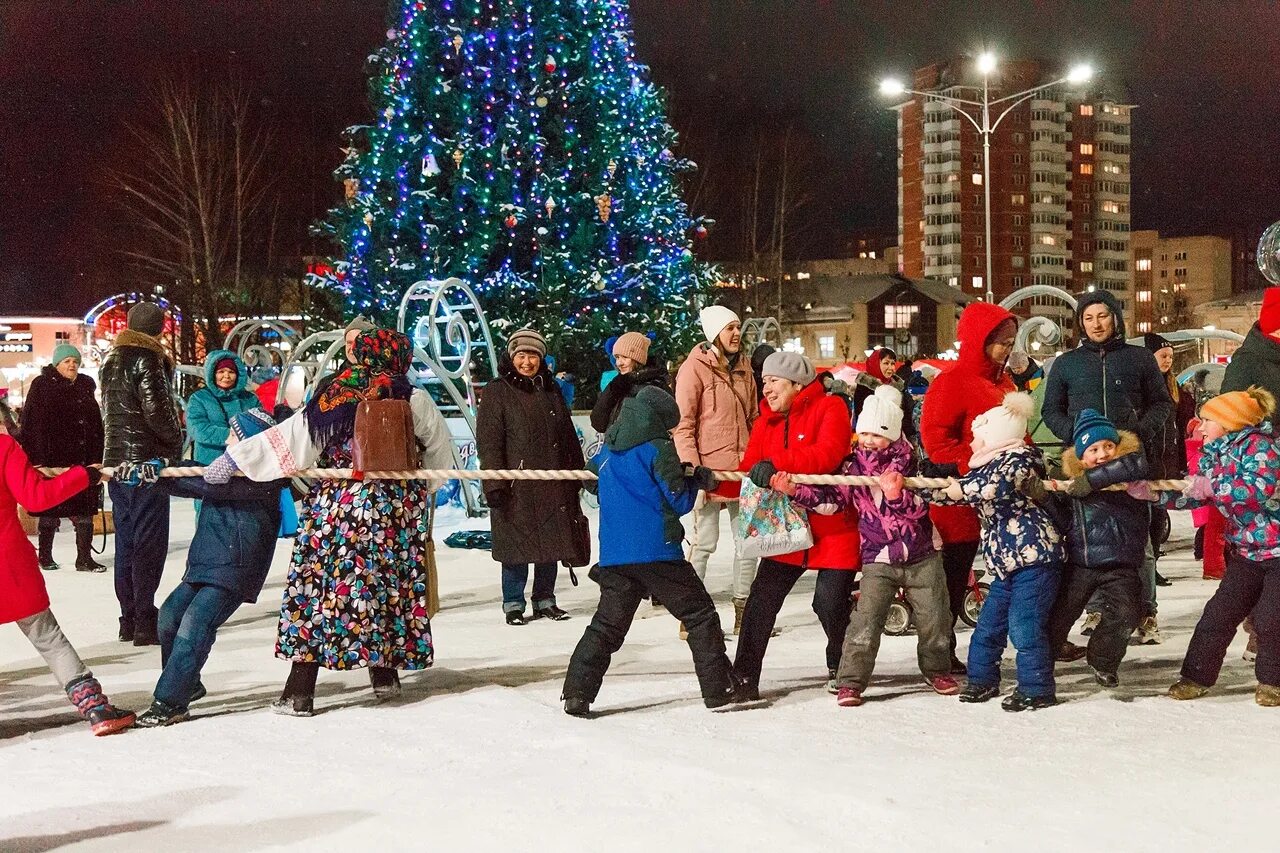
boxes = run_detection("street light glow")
[1066,63,1094,84]
[977,52,997,74]
[879,78,905,97]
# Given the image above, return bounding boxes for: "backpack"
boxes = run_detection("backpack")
[353,398,418,472]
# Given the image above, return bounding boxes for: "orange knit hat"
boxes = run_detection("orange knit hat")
[1200,386,1276,432]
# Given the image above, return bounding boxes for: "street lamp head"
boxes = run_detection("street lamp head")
[976,52,997,75]
[1066,63,1094,85]
[879,78,906,97]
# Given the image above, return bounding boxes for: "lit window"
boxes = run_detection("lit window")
[1136,258,1152,271]
[783,337,804,354]
[1137,321,1152,332]
[796,272,811,280]
[972,173,983,185]
[1039,234,1056,246]
[1079,143,1094,155]
[1079,261,1094,272]
[818,335,836,358]
[1137,290,1151,302]
[1079,163,1093,175]
[1011,193,1026,205]
[948,276,959,287]
[884,305,919,329]
[971,276,984,289]
[1079,104,1094,116]
[1042,194,1054,204]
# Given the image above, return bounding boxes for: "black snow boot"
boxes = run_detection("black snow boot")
[37,520,58,571]
[74,521,105,572]
[1001,690,1058,712]
[959,682,1000,703]
[272,662,318,717]
[118,616,134,643]
[66,675,135,736]
[369,666,401,700]
[135,699,189,728]
[1092,668,1120,689]
[132,612,159,647]
[563,696,592,718]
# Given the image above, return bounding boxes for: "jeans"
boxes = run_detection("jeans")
[1182,553,1280,687]
[563,561,732,703]
[155,582,242,709]
[501,562,558,613]
[688,496,759,601]
[734,559,858,684]
[15,608,89,688]
[837,553,951,689]
[966,563,1061,698]
[941,540,980,652]
[109,480,172,626]
[1048,562,1142,675]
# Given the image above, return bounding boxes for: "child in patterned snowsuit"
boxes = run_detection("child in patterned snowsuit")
[926,391,1066,712]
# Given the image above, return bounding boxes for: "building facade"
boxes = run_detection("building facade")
[1131,231,1232,333]
[894,57,1134,322]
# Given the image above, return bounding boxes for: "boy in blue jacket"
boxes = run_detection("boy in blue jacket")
[127,410,285,726]
[562,386,749,716]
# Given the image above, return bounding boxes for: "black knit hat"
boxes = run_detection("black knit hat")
[1142,332,1173,352]
[126,302,166,337]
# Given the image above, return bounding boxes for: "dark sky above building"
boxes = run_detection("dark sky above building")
[2,0,1277,313]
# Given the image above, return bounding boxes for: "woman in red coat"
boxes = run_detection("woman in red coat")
[0,400,134,735]
[920,302,1019,672]
[732,352,860,696]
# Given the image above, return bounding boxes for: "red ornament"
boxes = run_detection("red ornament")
[505,214,517,229]
[415,0,426,8]
[544,54,557,73]
[695,225,708,239]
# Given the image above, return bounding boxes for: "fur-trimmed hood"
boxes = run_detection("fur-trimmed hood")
[113,328,172,365]
[1060,429,1142,478]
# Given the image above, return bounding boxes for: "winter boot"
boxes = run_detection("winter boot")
[532,604,571,621]
[1001,690,1058,712]
[1134,616,1163,645]
[959,682,1000,703]
[925,674,961,695]
[729,598,746,638]
[132,612,159,647]
[1256,684,1280,707]
[505,610,527,626]
[369,666,401,700]
[37,519,58,571]
[836,686,863,707]
[65,675,135,736]
[273,662,318,717]
[707,672,767,711]
[1056,641,1088,663]
[1168,679,1209,701]
[1091,667,1119,689]
[118,616,134,643]
[949,653,968,675]
[135,700,189,728]
[74,521,105,572]
[563,696,592,718]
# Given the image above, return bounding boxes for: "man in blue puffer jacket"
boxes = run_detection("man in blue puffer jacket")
[561,386,750,717]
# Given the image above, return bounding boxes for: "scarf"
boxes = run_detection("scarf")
[967,438,1027,471]
[304,328,414,448]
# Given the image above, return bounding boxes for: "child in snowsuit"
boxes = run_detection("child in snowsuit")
[133,410,285,726]
[1131,387,1280,706]
[1025,409,1149,688]
[0,399,134,735]
[926,391,1066,712]
[562,386,749,716]
[774,385,956,706]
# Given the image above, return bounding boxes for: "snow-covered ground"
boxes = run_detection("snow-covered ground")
[1,502,1275,852]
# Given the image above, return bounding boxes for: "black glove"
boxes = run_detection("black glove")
[692,466,717,492]
[748,460,778,489]
[920,460,960,479]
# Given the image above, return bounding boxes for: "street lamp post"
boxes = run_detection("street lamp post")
[881,55,1093,304]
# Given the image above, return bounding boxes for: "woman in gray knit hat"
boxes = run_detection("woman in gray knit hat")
[476,329,588,624]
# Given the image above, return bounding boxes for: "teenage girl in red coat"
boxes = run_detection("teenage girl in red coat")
[0,400,134,735]
[920,303,1019,672]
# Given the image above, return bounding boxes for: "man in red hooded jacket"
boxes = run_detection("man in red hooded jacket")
[920,302,1019,673]
[731,351,860,697]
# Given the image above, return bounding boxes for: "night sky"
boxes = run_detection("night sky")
[2,0,1278,314]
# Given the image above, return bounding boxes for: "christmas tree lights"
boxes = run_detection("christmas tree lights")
[317,0,715,380]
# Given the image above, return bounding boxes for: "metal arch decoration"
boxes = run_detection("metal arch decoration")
[741,316,783,352]
[221,318,298,369]
[999,285,1078,352]
[278,329,347,409]
[82,292,183,331]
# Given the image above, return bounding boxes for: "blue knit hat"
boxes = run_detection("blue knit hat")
[1073,408,1119,457]
[229,409,275,441]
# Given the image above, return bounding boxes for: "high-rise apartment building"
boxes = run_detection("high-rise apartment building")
[893,57,1135,319]
[1131,230,1231,333]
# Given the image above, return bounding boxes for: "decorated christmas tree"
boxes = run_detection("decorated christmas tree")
[318,0,714,376]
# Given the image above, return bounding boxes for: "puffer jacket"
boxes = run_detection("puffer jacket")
[1040,290,1172,452]
[673,342,756,496]
[186,350,263,465]
[739,381,860,570]
[17,366,103,518]
[1158,422,1280,562]
[920,301,1018,543]
[99,329,183,466]
[590,359,672,433]
[1221,323,1280,402]
[1040,431,1150,569]
[791,436,936,567]
[588,390,698,567]
[927,444,1065,579]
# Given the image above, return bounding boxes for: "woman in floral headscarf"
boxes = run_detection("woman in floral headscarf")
[209,329,453,716]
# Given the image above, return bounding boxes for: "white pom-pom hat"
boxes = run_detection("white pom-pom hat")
[855,384,904,441]
[971,391,1034,448]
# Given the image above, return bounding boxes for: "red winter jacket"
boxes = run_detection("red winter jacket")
[0,435,92,624]
[739,381,860,570]
[920,302,1018,544]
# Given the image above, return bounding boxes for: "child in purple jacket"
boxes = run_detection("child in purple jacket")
[773,385,956,706]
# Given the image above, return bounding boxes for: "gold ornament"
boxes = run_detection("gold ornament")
[363,212,374,227]
[452,149,464,168]
[383,106,394,120]
[343,178,358,200]
[452,34,463,54]
[535,95,549,108]
[595,193,612,222]
[606,159,618,178]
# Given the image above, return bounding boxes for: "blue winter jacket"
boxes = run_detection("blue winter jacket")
[159,467,284,602]
[588,392,700,567]
[186,350,263,464]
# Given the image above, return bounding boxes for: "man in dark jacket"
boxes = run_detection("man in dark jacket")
[1221,287,1280,400]
[99,302,183,646]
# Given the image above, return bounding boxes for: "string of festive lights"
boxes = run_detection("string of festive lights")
[317,0,716,379]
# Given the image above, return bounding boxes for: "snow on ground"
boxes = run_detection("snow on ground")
[1,502,1275,852]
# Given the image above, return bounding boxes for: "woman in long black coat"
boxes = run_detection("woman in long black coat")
[19,345,105,571]
[477,329,586,625]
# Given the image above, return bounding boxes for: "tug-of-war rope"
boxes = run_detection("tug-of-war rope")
[42,466,1192,493]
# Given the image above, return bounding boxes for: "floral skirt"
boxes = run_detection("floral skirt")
[276,478,434,670]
